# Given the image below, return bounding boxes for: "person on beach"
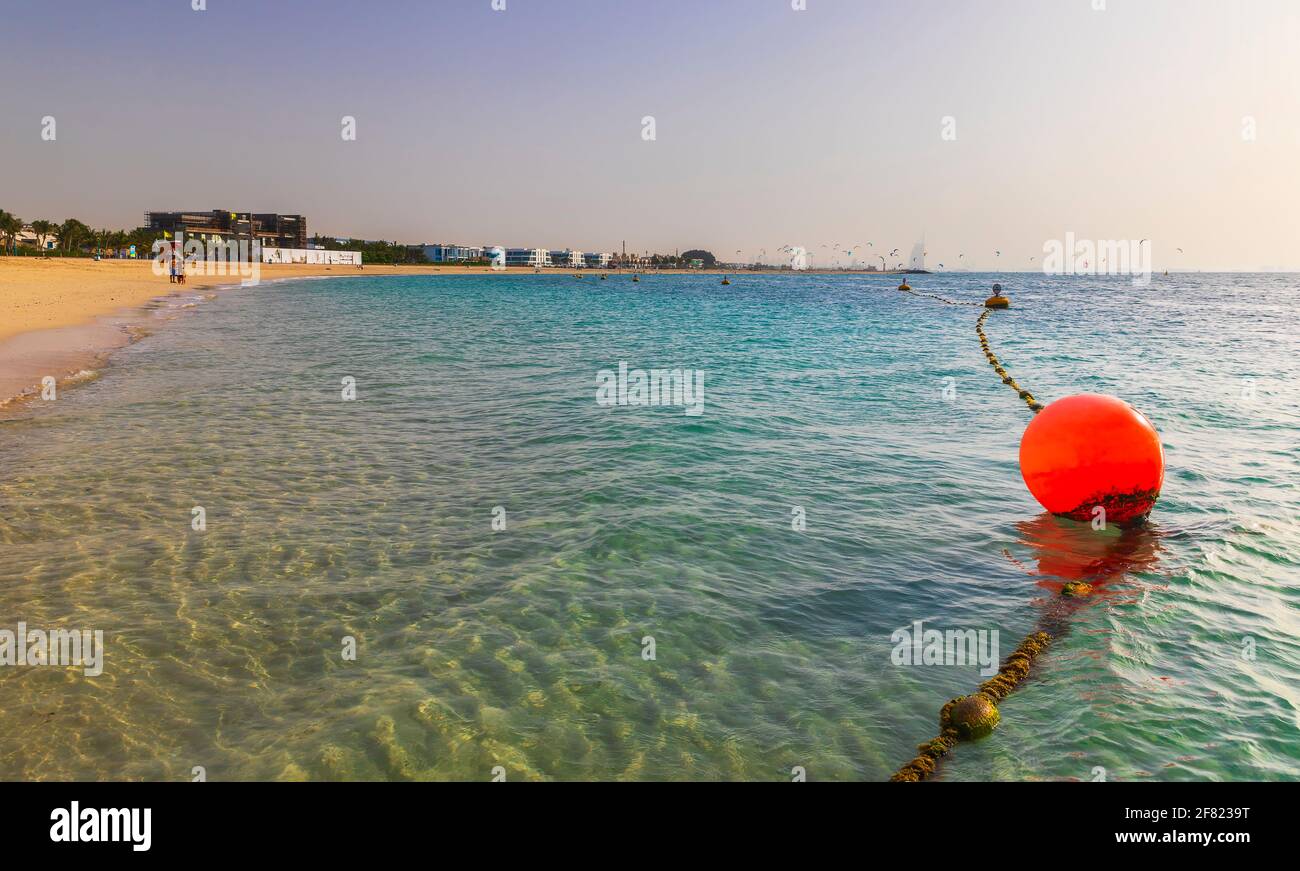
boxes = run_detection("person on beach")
[169,258,177,284]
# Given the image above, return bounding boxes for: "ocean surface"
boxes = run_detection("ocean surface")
[1,272,1297,781]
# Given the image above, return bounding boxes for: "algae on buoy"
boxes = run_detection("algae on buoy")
[942,693,1001,740]
[1020,393,1165,525]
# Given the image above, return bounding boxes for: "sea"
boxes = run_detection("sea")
[0,271,1296,781]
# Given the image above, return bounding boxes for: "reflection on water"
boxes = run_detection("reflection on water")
[1003,512,1167,646]
[1010,513,1166,587]
[1,273,1298,781]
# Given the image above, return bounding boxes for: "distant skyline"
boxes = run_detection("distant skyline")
[3,0,1299,270]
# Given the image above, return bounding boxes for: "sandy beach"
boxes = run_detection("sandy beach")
[0,257,559,344]
[0,259,604,406]
[0,257,888,407]
[0,258,458,405]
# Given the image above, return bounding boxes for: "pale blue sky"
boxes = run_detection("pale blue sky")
[2,0,1298,269]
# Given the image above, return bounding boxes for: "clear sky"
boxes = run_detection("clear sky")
[2,0,1298,270]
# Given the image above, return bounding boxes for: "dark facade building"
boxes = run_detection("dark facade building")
[144,211,307,249]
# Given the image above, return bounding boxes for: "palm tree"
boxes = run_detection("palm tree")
[29,219,55,255]
[9,213,26,255]
[56,218,90,256]
[129,227,159,258]
[0,210,23,255]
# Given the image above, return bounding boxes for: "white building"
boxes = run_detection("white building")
[424,243,483,263]
[909,236,926,270]
[262,247,363,265]
[17,226,57,251]
[549,249,587,268]
[505,248,550,268]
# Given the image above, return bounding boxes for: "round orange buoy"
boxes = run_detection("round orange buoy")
[1019,394,1164,525]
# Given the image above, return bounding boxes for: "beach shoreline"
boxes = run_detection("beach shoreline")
[0,258,909,408]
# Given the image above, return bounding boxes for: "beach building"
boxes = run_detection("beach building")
[909,236,926,271]
[144,211,307,249]
[583,252,612,269]
[16,226,57,251]
[423,243,484,263]
[550,249,586,268]
[506,248,550,268]
[262,247,362,266]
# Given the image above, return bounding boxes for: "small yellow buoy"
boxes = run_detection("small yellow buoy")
[898,283,911,292]
[984,283,1010,308]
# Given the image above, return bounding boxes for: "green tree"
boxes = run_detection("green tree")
[91,227,113,256]
[29,219,56,254]
[0,210,23,255]
[56,218,91,255]
[129,227,161,258]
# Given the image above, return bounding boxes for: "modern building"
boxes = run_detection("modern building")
[550,249,587,268]
[909,235,926,271]
[506,248,550,268]
[143,211,307,249]
[262,247,362,266]
[423,242,484,263]
[583,252,612,269]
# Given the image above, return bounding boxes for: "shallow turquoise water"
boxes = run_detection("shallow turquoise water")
[1,272,1297,781]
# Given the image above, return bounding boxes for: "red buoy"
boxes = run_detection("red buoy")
[1019,394,1164,525]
